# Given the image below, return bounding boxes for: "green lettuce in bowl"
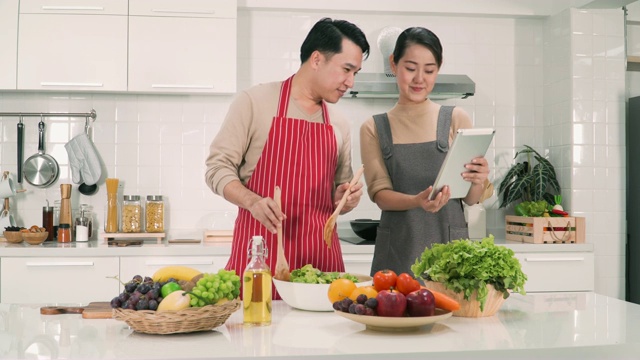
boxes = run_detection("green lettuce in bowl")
[411,235,527,312]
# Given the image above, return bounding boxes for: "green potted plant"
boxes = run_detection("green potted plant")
[497,145,561,215]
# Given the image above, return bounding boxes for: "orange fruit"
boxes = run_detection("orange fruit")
[348,285,378,302]
[327,279,357,303]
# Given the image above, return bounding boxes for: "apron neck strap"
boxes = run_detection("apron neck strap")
[276,75,330,125]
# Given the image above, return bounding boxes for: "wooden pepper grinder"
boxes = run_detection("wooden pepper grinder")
[59,184,72,227]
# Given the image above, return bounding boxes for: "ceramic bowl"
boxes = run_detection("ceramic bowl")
[274,274,373,312]
[3,230,23,244]
[22,231,48,245]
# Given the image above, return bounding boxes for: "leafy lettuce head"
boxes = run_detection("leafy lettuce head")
[411,235,527,311]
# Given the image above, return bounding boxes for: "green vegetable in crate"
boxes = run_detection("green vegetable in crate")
[411,235,528,311]
[514,200,549,217]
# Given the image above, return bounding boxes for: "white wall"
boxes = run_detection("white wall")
[0,4,631,299]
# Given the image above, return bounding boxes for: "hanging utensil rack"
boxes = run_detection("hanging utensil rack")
[0,109,97,120]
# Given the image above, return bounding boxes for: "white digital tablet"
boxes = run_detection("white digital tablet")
[429,128,495,200]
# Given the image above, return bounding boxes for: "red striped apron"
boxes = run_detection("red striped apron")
[225,75,345,299]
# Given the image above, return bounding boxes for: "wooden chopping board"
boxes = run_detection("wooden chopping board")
[40,301,113,319]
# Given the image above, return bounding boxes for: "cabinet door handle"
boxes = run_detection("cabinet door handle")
[41,82,104,87]
[42,6,104,11]
[144,260,214,266]
[151,84,214,89]
[151,9,215,15]
[26,261,95,267]
[524,257,584,262]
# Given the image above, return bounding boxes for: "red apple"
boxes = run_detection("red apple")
[375,288,407,317]
[406,288,435,317]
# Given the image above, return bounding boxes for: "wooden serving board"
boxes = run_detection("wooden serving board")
[40,301,113,319]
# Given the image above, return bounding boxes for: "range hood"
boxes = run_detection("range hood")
[349,26,475,100]
[348,73,475,100]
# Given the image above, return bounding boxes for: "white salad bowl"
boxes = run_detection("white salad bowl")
[274,274,372,312]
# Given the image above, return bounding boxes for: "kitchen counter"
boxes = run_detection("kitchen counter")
[0,228,593,257]
[0,292,639,359]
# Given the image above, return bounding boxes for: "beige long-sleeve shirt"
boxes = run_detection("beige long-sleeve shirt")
[205,81,354,197]
[359,100,472,201]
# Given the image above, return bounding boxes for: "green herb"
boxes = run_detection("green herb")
[514,200,549,217]
[290,264,359,284]
[411,235,527,311]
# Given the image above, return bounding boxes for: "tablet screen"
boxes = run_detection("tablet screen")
[429,128,495,200]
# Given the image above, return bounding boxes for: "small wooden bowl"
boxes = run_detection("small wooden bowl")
[3,231,23,244]
[23,232,48,245]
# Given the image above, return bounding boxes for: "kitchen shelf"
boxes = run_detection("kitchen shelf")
[628,56,640,72]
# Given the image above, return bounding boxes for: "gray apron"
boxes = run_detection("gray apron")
[370,106,468,276]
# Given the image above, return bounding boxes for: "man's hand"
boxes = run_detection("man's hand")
[247,196,285,234]
[333,181,363,214]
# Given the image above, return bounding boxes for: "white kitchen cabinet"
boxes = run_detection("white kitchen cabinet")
[120,256,229,288]
[127,0,237,94]
[514,252,595,293]
[17,1,128,91]
[1,257,119,304]
[343,254,373,276]
[0,0,19,90]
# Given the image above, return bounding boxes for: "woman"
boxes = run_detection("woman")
[360,27,489,276]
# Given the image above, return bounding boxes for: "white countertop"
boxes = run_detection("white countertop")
[0,292,639,359]
[0,227,593,257]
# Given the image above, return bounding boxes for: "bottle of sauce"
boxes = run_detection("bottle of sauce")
[243,235,272,326]
[42,200,54,241]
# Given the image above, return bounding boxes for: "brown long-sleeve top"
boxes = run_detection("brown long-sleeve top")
[205,81,354,197]
[359,100,472,201]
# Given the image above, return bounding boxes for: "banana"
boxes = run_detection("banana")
[152,265,202,283]
[157,291,191,311]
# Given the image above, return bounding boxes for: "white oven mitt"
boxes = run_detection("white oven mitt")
[64,133,103,186]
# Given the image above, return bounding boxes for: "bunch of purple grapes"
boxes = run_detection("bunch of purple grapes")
[110,275,166,311]
[332,294,378,316]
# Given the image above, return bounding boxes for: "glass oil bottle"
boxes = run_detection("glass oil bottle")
[243,235,272,326]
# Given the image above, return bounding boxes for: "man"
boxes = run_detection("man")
[205,18,370,298]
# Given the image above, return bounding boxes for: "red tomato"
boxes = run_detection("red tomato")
[373,269,398,292]
[395,273,421,295]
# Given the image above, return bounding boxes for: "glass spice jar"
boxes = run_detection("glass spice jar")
[122,195,142,233]
[57,223,71,243]
[145,195,164,233]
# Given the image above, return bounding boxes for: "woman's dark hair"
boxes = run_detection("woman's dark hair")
[300,18,370,63]
[392,27,443,68]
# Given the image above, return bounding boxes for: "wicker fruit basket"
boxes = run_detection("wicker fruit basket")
[423,281,506,318]
[112,299,241,334]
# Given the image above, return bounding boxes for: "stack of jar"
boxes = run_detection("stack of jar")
[119,195,165,233]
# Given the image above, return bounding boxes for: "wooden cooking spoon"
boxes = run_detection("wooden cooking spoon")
[322,165,364,248]
[273,186,290,281]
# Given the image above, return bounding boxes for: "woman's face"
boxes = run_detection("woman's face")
[390,43,439,104]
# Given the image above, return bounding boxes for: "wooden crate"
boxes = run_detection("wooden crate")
[505,216,585,244]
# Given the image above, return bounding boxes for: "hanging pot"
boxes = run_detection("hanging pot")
[23,120,59,188]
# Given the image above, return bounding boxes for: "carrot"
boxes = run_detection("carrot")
[421,286,460,312]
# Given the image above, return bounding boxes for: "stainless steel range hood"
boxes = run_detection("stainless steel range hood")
[348,73,475,100]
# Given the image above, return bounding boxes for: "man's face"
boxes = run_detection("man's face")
[314,39,363,104]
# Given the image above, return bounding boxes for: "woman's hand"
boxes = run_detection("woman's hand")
[462,156,489,185]
[415,185,451,213]
[334,181,363,214]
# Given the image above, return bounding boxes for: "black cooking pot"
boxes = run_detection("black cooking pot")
[350,219,380,241]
